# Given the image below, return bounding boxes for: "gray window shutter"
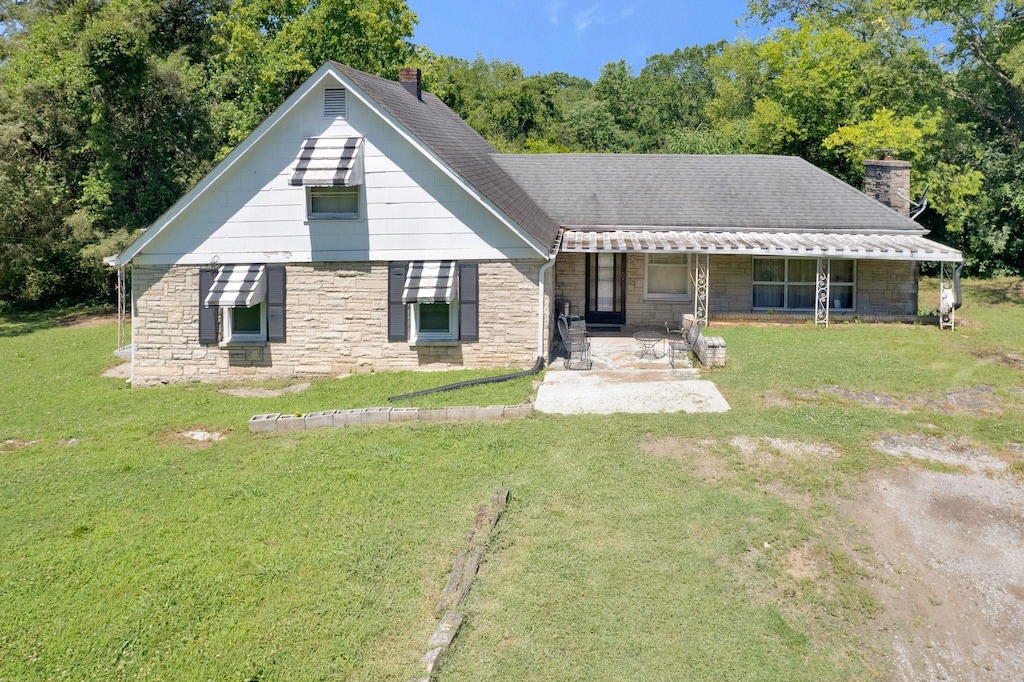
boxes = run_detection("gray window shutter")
[198,268,219,344]
[267,265,286,342]
[458,262,479,342]
[388,262,408,341]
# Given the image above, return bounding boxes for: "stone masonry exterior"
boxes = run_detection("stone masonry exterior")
[132,260,548,386]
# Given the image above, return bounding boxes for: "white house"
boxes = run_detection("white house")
[112,62,963,386]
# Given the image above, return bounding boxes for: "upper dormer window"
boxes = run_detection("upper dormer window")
[324,88,346,118]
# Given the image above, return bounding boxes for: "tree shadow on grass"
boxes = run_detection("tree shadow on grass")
[0,306,116,338]
[967,278,1024,306]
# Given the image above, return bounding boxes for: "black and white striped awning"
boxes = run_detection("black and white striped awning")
[402,261,457,304]
[204,264,267,307]
[559,229,963,262]
[290,137,363,186]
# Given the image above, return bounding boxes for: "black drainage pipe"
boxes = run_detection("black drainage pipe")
[952,261,964,310]
[388,356,545,402]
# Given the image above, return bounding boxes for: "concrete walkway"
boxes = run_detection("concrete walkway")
[535,333,730,415]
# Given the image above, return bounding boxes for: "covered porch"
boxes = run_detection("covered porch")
[552,228,965,330]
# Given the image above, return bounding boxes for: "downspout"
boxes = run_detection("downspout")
[537,257,556,361]
[952,261,964,310]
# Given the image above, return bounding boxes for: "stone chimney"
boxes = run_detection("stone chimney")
[863,156,911,216]
[400,67,422,100]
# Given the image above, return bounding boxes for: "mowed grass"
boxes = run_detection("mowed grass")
[1,279,1022,680]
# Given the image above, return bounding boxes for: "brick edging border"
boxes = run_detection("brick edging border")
[249,405,533,432]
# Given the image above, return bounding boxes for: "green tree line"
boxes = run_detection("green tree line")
[1,0,1020,309]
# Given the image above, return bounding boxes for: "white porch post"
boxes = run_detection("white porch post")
[694,253,710,326]
[815,258,831,327]
[117,266,128,349]
[940,261,955,330]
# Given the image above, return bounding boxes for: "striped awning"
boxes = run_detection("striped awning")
[290,137,363,186]
[402,261,457,304]
[559,229,963,262]
[204,264,267,307]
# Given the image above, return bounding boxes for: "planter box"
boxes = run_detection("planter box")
[277,415,306,432]
[478,405,506,421]
[390,407,419,423]
[445,406,476,421]
[249,413,281,433]
[333,409,362,427]
[304,410,336,429]
[503,404,534,419]
[359,407,392,425]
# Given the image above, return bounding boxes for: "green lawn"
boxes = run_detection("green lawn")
[1,279,1022,680]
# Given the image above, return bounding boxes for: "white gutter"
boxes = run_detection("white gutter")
[537,258,555,361]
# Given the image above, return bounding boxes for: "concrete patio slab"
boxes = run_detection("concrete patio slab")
[535,369,730,415]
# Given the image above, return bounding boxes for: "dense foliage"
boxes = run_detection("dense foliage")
[1,0,1020,308]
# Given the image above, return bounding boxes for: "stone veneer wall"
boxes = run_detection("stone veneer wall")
[553,253,918,321]
[132,260,548,386]
[553,252,695,327]
[855,260,918,315]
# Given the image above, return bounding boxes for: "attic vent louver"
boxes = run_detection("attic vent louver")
[324,88,346,118]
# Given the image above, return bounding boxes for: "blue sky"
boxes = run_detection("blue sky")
[409,0,769,81]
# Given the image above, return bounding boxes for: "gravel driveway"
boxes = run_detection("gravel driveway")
[841,436,1024,681]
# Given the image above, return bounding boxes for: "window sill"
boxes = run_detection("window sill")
[305,215,359,222]
[219,339,268,348]
[751,308,855,313]
[644,295,692,303]
[409,339,459,348]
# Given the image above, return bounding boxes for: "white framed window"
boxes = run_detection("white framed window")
[308,186,359,219]
[752,258,855,311]
[645,253,691,301]
[410,300,459,343]
[222,302,267,343]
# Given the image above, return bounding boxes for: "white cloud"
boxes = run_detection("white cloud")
[620,5,636,19]
[574,4,602,34]
[546,0,563,26]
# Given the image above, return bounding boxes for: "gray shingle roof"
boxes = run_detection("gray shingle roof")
[492,153,928,234]
[334,63,559,250]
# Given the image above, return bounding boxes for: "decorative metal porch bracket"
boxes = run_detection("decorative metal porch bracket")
[694,254,710,326]
[940,261,955,330]
[815,258,831,327]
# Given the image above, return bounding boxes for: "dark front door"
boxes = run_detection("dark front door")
[585,253,626,325]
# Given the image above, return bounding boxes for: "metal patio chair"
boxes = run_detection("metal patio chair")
[557,313,592,370]
[664,315,703,368]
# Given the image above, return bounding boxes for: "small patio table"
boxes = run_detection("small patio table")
[633,329,664,359]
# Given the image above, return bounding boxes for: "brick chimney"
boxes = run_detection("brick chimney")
[863,156,912,216]
[400,68,422,100]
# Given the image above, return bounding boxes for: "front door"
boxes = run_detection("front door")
[585,253,626,325]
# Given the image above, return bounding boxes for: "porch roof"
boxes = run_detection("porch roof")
[558,229,963,262]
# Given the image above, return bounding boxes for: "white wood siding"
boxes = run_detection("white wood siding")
[136,78,539,265]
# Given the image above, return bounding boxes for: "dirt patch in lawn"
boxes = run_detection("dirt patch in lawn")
[1,438,41,453]
[642,436,735,483]
[219,383,310,398]
[58,311,117,328]
[161,429,228,448]
[785,544,821,581]
[840,443,1024,680]
[971,346,1024,371]
[102,362,131,379]
[873,433,1009,473]
[797,384,1005,416]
